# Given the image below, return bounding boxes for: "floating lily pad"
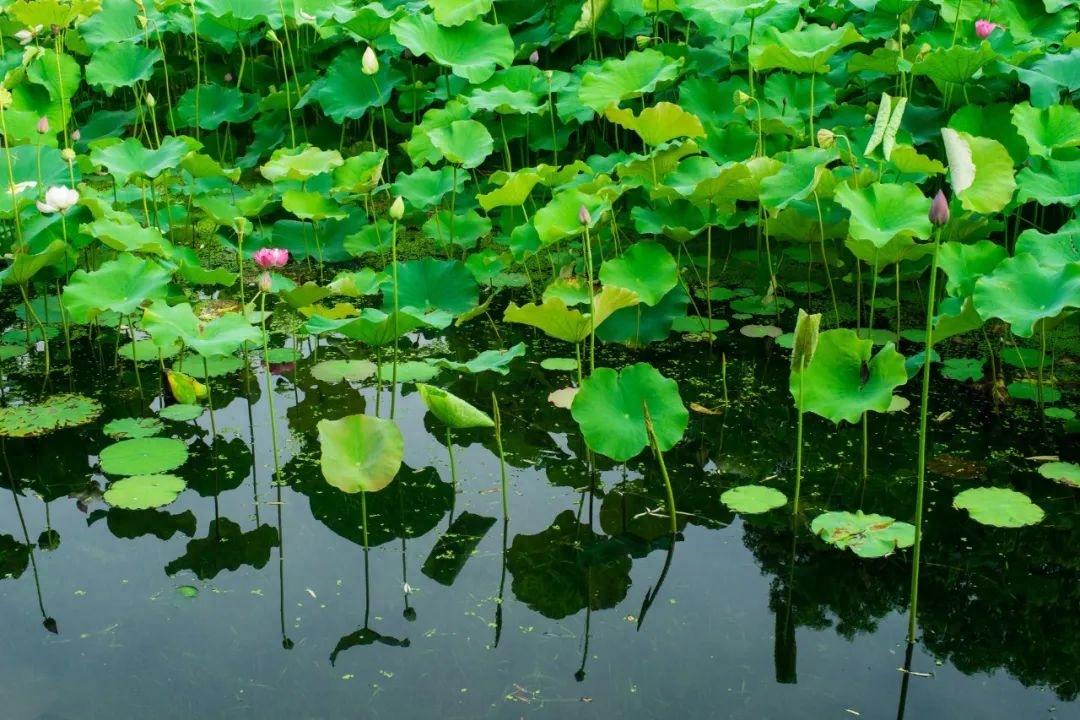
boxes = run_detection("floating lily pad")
[953,487,1045,528]
[104,474,186,510]
[158,404,204,422]
[1037,461,1080,488]
[740,324,783,338]
[811,510,915,558]
[0,394,103,438]
[103,417,164,440]
[177,585,199,599]
[942,357,985,382]
[310,360,377,384]
[173,353,245,379]
[1007,381,1061,403]
[721,485,788,514]
[118,339,182,362]
[377,361,440,383]
[541,357,579,372]
[99,437,189,476]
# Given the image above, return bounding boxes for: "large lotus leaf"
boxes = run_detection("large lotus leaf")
[0,240,70,286]
[532,186,615,247]
[422,209,491,250]
[1011,101,1080,158]
[281,190,347,221]
[953,487,1044,528]
[603,102,705,147]
[972,254,1080,337]
[845,233,933,269]
[310,360,377,383]
[428,120,494,169]
[940,129,1016,214]
[85,43,161,95]
[630,201,707,241]
[90,136,195,185]
[301,48,403,123]
[391,14,513,84]
[911,44,997,91]
[721,485,788,514]
[425,342,526,375]
[100,437,189,476]
[393,166,462,208]
[382,258,478,320]
[666,156,753,208]
[578,49,681,112]
[750,23,865,74]
[810,510,915,558]
[428,0,492,25]
[1038,461,1080,488]
[27,48,81,102]
[305,309,428,347]
[834,181,932,247]
[402,102,473,167]
[260,145,343,183]
[571,363,688,462]
[198,0,276,26]
[506,509,632,619]
[164,518,278,580]
[599,283,690,346]
[104,474,186,510]
[936,240,1008,298]
[142,300,261,357]
[176,84,257,130]
[417,384,493,429]
[1016,158,1080,206]
[62,254,171,323]
[0,394,102,438]
[504,287,640,343]
[1010,49,1080,109]
[330,153,387,196]
[317,415,404,494]
[103,417,164,440]
[759,147,833,210]
[598,242,678,306]
[790,330,908,424]
[80,210,174,256]
[1015,218,1080,267]
[932,296,985,346]
[477,170,541,210]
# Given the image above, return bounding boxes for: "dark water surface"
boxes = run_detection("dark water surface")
[1,325,1076,720]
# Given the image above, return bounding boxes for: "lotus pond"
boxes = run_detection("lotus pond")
[2,0,1080,717]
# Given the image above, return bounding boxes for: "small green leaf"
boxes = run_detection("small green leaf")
[721,485,788,514]
[104,474,186,510]
[953,487,1044,528]
[100,438,189,476]
[811,510,915,558]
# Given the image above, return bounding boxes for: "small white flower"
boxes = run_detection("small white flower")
[36,185,80,214]
[15,25,42,45]
[362,46,379,75]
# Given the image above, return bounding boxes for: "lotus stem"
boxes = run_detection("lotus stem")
[643,401,677,535]
[261,292,283,491]
[793,367,805,516]
[18,284,49,377]
[493,392,509,520]
[446,425,458,490]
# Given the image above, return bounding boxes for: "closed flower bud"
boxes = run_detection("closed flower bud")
[36,116,49,134]
[929,190,949,227]
[578,206,591,226]
[61,148,76,163]
[975,19,1001,39]
[259,271,272,293]
[529,50,540,64]
[362,46,379,75]
[389,196,404,220]
[71,128,81,141]
[791,308,821,372]
[145,92,156,108]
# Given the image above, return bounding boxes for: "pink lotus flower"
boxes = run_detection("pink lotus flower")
[975,19,1001,39]
[253,247,289,269]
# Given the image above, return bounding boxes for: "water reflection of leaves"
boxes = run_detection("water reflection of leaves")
[0,533,31,580]
[164,518,278,580]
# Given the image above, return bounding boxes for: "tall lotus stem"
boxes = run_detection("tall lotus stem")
[389,197,404,418]
[791,308,821,517]
[643,401,677,535]
[908,190,948,644]
[493,392,509,520]
[580,206,596,375]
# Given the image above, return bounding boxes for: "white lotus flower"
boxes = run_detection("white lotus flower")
[15,25,43,45]
[36,186,80,214]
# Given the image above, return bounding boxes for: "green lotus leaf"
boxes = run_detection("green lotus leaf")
[598,242,678,306]
[173,353,245,379]
[941,357,985,382]
[422,209,492,250]
[578,49,681,112]
[377,360,441,383]
[142,301,261,357]
[100,437,189,476]
[90,136,195,185]
[0,240,70,287]
[940,128,1016,214]
[310,360,377,384]
[1009,50,1080,109]
[260,145,343,183]
[1015,218,1080,267]
[62,254,171,323]
[332,152,387,195]
[85,43,161,95]
[391,14,513,84]
[104,474,186,510]
[393,166,462,208]
[504,286,640,343]
[80,209,174,256]
[834,181,932,247]
[790,329,908,424]
[604,102,705,147]
[305,309,428,347]
[426,342,526,375]
[533,187,612,246]
[911,44,997,93]
[570,363,688,462]
[0,394,103,438]
[121,337,183,363]
[327,270,389,298]
[936,240,1008,298]
[382,258,478,323]
[750,23,865,74]
[1016,158,1080,206]
[811,510,915,558]
[301,48,404,123]
[665,156,753,209]
[477,170,541,210]
[282,190,347,221]
[1006,380,1061,404]
[318,415,404,494]
[428,120,494,169]
[176,84,257,130]
[27,48,81,102]
[541,358,579,372]
[721,485,788,514]
[429,0,492,25]
[158,404,205,422]
[953,487,1044,528]
[103,417,164,440]
[759,147,833,210]
[630,201,707,242]
[1011,101,1080,158]
[417,383,494,429]
[597,283,689,346]
[1038,461,1080,488]
[973,254,1080,337]
[0,345,29,361]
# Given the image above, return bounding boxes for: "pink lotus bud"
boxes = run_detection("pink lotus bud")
[975,19,1001,39]
[36,116,49,134]
[253,247,289,269]
[578,206,591,226]
[71,128,81,141]
[224,73,234,83]
[259,271,273,293]
[529,50,540,64]
[929,190,949,227]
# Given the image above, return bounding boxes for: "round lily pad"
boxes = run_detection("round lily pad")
[310,359,377,383]
[174,352,245,378]
[103,417,164,439]
[0,394,103,438]
[953,487,1044,528]
[740,323,783,338]
[118,338,181,362]
[159,404,205,422]
[1037,461,1080,489]
[177,584,199,598]
[720,485,788,514]
[810,510,915,558]
[104,474,186,509]
[100,437,189,476]
[540,357,579,372]
[0,344,29,361]
[377,361,440,383]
